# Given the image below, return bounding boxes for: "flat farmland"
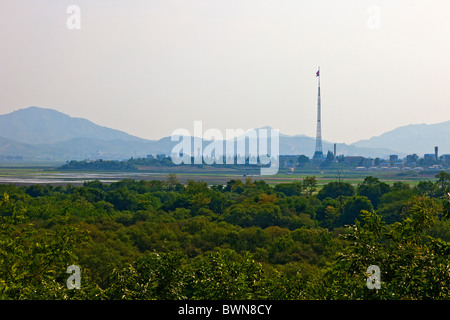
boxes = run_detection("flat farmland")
[0,162,442,187]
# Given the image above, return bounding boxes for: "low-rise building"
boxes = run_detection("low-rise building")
[443,154,450,163]
[344,156,365,165]
[362,158,374,168]
[424,154,435,162]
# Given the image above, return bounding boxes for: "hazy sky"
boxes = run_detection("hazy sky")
[1,0,449,144]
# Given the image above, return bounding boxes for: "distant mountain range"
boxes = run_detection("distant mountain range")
[0,107,147,144]
[352,121,450,156]
[0,106,447,161]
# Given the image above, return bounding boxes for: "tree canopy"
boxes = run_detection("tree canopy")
[0,172,449,300]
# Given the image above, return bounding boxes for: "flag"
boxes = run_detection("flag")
[316,70,320,77]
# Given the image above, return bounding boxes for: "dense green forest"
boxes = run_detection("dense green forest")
[60,156,261,171]
[1,172,449,300]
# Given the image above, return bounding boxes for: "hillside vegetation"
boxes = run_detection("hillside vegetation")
[0,173,449,299]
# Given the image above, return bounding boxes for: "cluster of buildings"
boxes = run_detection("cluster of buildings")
[279,146,450,172]
[352,147,450,171]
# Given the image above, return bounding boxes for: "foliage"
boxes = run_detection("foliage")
[105,251,186,299]
[0,173,449,300]
[302,176,317,195]
[356,176,391,208]
[318,198,450,299]
[316,181,355,200]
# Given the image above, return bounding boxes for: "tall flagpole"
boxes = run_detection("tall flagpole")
[314,67,323,160]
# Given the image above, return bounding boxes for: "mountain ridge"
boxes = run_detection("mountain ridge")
[0,106,447,161]
[352,121,450,155]
[0,106,148,144]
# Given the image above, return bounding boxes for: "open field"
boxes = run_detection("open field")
[0,162,445,187]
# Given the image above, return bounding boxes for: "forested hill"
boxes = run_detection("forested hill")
[0,173,449,299]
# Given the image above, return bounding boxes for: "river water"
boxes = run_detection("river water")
[0,172,163,186]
